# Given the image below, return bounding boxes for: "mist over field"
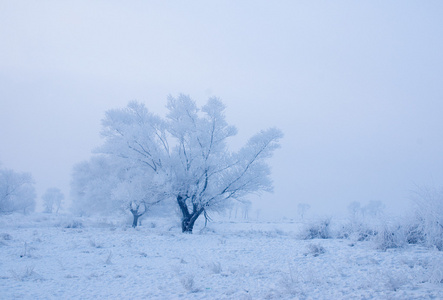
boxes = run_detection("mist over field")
[1,1,443,218]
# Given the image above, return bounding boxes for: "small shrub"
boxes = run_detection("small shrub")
[337,221,377,242]
[274,228,287,236]
[356,228,377,242]
[148,222,157,228]
[89,239,104,248]
[384,271,408,292]
[198,227,216,234]
[62,219,83,229]
[304,243,326,257]
[374,224,406,251]
[208,262,222,274]
[412,186,443,250]
[1,233,12,240]
[301,218,332,239]
[404,222,425,245]
[279,265,307,297]
[181,274,200,293]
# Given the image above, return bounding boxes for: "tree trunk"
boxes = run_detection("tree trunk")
[132,213,140,228]
[130,202,146,228]
[177,195,204,234]
[181,216,196,233]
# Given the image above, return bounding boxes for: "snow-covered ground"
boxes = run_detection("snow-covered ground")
[0,213,442,299]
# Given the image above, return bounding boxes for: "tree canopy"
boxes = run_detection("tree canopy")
[0,167,36,214]
[72,95,283,232]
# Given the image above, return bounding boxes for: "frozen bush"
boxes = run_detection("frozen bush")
[300,218,332,239]
[411,187,443,250]
[208,262,222,274]
[279,264,309,298]
[404,221,426,245]
[304,243,326,257]
[1,233,12,240]
[280,274,306,297]
[62,219,83,229]
[181,274,200,293]
[336,221,377,241]
[374,223,406,251]
[384,271,409,292]
[89,239,104,248]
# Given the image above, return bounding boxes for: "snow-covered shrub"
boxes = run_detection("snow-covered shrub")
[404,221,426,245]
[384,270,409,292]
[62,219,83,229]
[147,222,156,228]
[304,243,325,257]
[208,261,222,274]
[411,187,443,250]
[374,222,407,251]
[279,265,307,298]
[336,221,377,241]
[89,238,104,248]
[1,233,12,240]
[181,274,200,293]
[338,201,388,242]
[300,218,332,239]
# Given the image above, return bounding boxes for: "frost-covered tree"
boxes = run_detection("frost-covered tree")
[166,96,282,232]
[347,200,385,219]
[347,201,362,219]
[362,200,385,217]
[42,188,64,214]
[0,167,36,214]
[297,203,311,220]
[70,155,165,227]
[71,156,121,216]
[98,95,283,233]
[111,165,167,227]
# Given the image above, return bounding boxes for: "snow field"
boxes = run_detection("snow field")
[0,214,442,299]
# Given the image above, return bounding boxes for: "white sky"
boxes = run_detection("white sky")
[1,1,443,218]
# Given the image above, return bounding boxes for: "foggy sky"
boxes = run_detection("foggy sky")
[1,1,443,218]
